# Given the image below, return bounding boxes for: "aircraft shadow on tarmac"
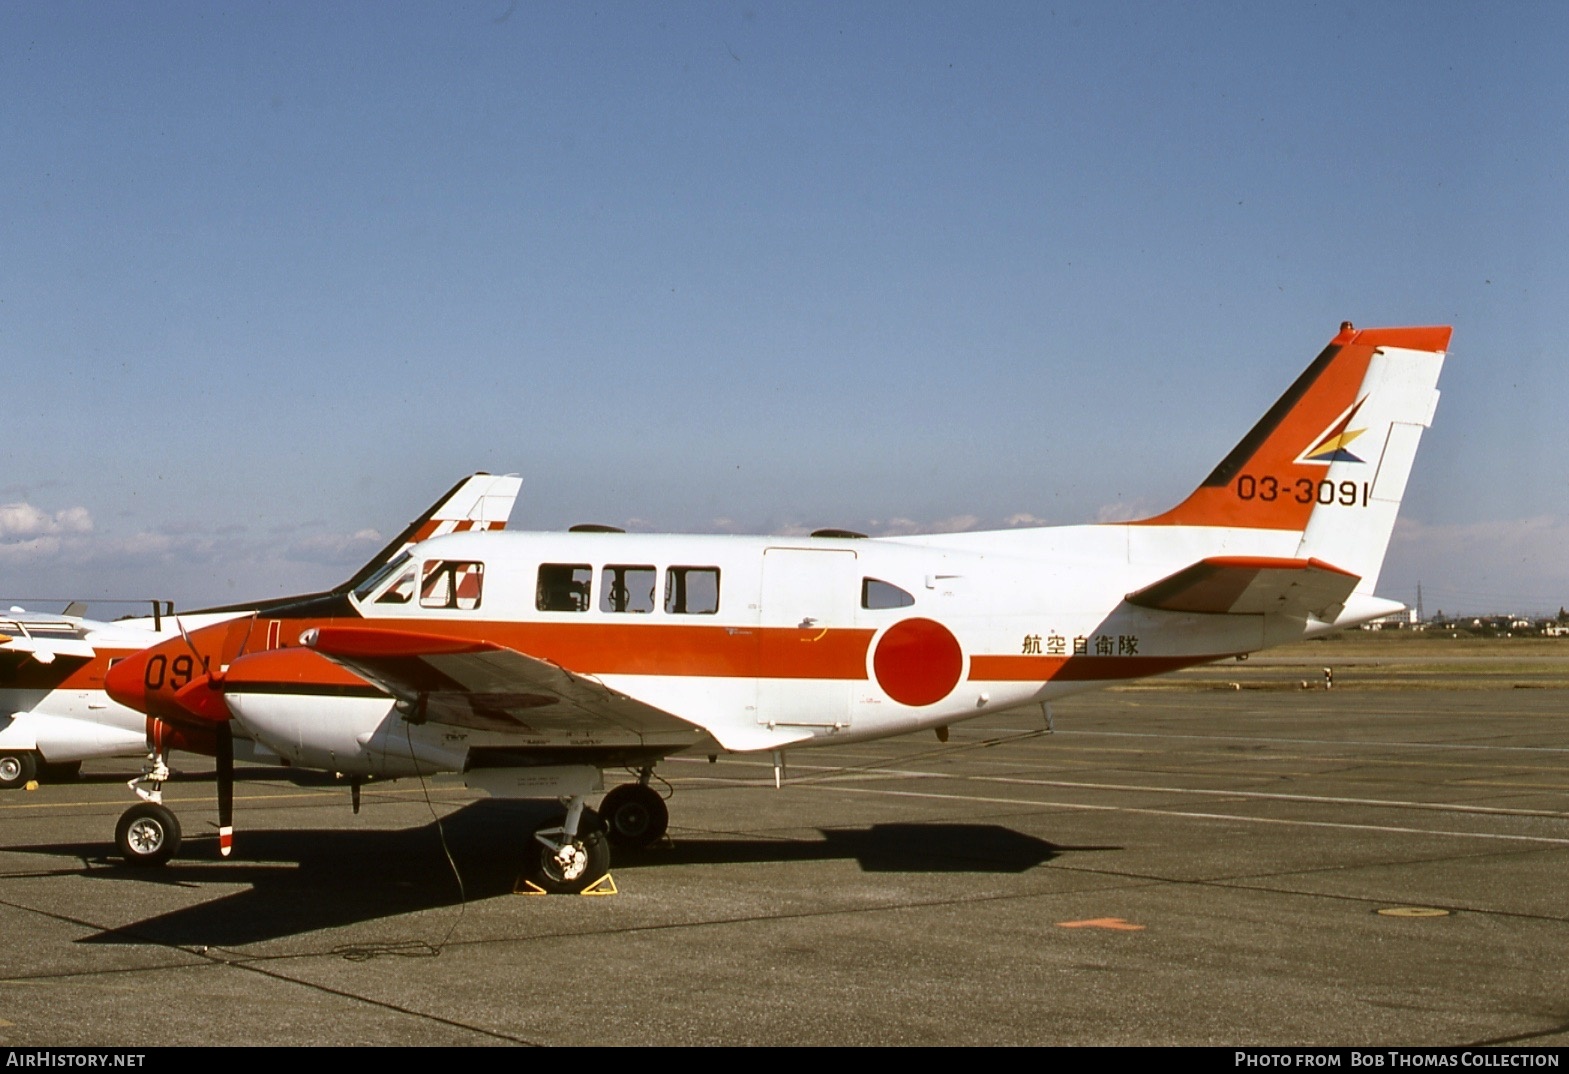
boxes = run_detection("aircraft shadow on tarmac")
[9,801,1112,948]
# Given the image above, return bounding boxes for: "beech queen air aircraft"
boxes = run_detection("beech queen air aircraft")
[106,323,1449,893]
[0,474,520,791]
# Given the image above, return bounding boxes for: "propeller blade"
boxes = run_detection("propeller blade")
[174,615,198,657]
[229,611,261,663]
[216,721,234,858]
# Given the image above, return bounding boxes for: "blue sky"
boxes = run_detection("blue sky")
[2,2,1565,615]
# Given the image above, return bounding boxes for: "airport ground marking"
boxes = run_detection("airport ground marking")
[680,754,1569,822]
[804,783,1569,847]
[1046,728,1569,755]
[1056,917,1144,931]
[939,741,1569,781]
[956,775,1569,821]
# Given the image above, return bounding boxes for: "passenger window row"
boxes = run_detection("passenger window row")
[537,564,721,615]
[367,558,913,616]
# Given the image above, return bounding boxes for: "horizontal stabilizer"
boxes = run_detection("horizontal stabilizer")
[1126,556,1360,619]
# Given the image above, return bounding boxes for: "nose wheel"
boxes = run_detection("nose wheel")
[116,802,182,867]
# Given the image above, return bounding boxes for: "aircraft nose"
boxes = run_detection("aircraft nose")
[105,649,149,713]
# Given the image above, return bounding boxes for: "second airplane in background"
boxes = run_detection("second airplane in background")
[0,474,520,814]
[107,323,1451,892]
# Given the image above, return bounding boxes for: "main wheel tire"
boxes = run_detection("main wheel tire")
[0,751,37,790]
[600,783,669,849]
[115,803,182,867]
[527,809,610,894]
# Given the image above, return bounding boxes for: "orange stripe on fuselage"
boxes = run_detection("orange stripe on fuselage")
[173,618,1237,706]
[235,619,877,682]
[968,654,1221,682]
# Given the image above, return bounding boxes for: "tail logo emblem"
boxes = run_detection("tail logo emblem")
[1298,398,1368,465]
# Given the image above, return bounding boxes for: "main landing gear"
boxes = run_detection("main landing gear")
[0,751,36,791]
[523,771,671,894]
[0,752,85,791]
[599,777,669,850]
[526,799,610,895]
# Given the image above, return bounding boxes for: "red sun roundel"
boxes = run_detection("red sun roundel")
[872,618,964,707]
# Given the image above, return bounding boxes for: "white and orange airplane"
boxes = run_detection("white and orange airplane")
[0,474,521,790]
[106,323,1449,893]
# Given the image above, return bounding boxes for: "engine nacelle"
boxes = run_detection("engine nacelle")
[225,692,465,777]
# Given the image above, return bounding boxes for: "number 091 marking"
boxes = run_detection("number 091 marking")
[1235,475,1370,507]
[143,652,205,692]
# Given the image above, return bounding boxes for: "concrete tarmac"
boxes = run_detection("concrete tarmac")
[1,684,1566,1046]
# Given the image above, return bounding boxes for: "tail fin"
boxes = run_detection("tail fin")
[1137,324,1449,592]
[189,473,524,615]
[337,472,523,594]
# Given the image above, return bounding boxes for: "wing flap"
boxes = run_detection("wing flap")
[1126,556,1361,619]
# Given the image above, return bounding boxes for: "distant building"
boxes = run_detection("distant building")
[1361,608,1419,630]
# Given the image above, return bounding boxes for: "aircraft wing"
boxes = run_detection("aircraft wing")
[1125,556,1361,619]
[0,636,96,661]
[297,625,720,748]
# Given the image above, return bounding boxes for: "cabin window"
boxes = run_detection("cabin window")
[420,560,484,610]
[665,566,720,615]
[537,563,592,612]
[600,565,657,614]
[862,578,915,610]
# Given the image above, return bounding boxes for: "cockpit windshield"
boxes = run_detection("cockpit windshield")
[352,551,413,603]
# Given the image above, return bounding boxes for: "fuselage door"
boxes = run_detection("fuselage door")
[757,547,857,729]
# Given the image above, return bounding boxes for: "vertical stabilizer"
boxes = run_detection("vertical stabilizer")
[187,473,525,615]
[341,472,524,593]
[1135,324,1448,601]
[1291,336,1446,593]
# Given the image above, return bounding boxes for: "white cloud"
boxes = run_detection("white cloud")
[1093,501,1160,523]
[864,515,980,536]
[0,503,93,538]
[0,536,62,563]
[285,528,385,568]
[927,514,980,534]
